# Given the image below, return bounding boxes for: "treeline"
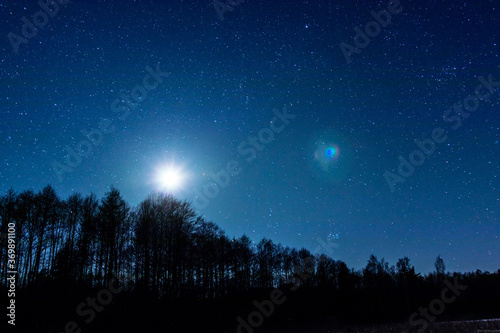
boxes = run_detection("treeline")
[0,185,499,331]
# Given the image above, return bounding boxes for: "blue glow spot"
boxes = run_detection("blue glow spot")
[326,147,336,158]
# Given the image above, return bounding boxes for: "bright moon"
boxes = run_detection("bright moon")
[155,166,186,192]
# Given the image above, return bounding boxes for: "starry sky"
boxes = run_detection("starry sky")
[0,0,498,274]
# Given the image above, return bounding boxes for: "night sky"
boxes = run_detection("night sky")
[0,0,498,274]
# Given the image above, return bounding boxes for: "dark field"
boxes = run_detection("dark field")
[260,318,500,333]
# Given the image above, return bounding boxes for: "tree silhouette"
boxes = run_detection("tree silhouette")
[1,186,498,333]
[435,255,446,280]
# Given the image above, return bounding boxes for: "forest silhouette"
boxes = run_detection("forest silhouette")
[0,185,498,332]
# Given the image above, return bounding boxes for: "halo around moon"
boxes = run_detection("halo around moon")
[154,164,187,192]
